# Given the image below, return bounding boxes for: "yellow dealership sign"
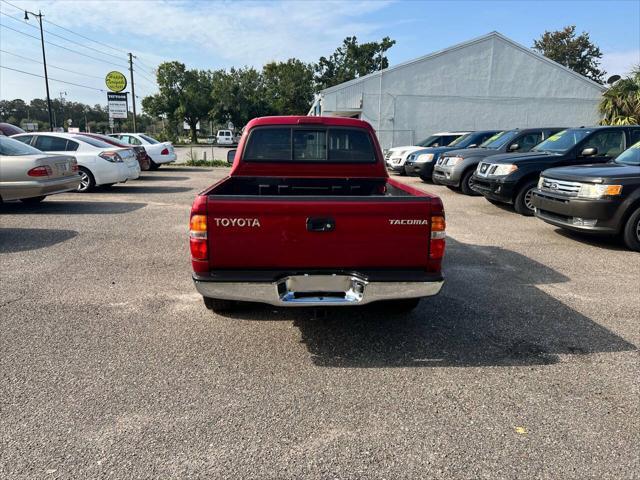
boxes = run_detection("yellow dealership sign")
[105,71,127,92]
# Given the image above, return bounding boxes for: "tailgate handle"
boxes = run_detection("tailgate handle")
[306,217,335,232]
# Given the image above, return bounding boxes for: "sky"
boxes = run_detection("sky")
[0,0,639,108]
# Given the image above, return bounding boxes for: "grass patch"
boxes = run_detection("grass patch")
[184,159,229,167]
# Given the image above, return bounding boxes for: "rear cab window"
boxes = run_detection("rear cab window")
[243,127,375,163]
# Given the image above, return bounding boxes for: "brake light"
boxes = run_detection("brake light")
[429,215,446,259]
[27,166,52,177]
[99,151,123,163]
[161,148,169,155]
[189,214,208,261]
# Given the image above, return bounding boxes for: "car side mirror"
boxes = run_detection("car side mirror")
[508,143,520,152]
[468,144,477,148]
[227,149,237,164]
[581,147,598,157]
[433,143,440,147]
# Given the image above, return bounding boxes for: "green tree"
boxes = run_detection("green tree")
[263,59,314,114]
[142,61,212,143]
[533,25,606,84]
[210,67,271,127]
[599,66,640,125]
[314,36,396,90]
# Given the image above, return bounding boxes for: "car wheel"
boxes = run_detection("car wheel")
[203,296,236,312]
[419,174,431,182]
[77,167,95,193]
[379,298,421,312]
[622,207,640,252]
[460,170,481,196]
[514,180,537,216]
[20,195,46,204]
[149,160,160,170]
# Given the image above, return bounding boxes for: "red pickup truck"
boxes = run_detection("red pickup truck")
[189,116,446,312]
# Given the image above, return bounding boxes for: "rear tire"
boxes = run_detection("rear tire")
[622,207,640,252]
[149,160,160,170]
[460,169,481,196]
[20,195,46,204]
[514,180,537,216]
[379,298,421,312]
[77,167,95,192]
[203,296,236,312]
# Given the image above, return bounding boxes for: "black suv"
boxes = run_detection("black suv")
[532,141,640,251]
[403,130,500,181]
[433,128,564,195]
[470,126,640,215]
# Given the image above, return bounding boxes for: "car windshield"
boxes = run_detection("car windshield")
[73,135,113,148]
[533,129,592,153]
[0,136,42,155]
[139,134,160,144]
[416,135,440,147]
[480,130,517,149]
[448,133,472,147]
[614,141,640,165]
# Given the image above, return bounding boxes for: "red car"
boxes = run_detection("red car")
[189,116,446,312]
[75,132,151,171]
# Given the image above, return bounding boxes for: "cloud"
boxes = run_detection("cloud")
[601,49,640,77]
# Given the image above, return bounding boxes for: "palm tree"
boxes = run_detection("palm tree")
[599,66,640,125]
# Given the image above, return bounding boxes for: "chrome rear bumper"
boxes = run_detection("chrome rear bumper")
[194,273,443,307]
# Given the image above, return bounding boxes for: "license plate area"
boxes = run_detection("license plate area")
[276,274,368,305]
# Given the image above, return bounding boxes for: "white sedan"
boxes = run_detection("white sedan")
[110,133,176,170]
[12,132,140,192]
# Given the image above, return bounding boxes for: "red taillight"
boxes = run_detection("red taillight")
[161,148,169,155]
[429,215,446,260]
[72,164,79,172]
[27,166,52,177]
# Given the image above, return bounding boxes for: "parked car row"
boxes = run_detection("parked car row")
[1,130,175,203]
[387,125,640,251]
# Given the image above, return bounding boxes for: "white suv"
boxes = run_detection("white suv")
[385,131,469,174]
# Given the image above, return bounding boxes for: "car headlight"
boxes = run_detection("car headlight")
[577,184,623,199]
[445,156,463,166]
[491,164,518,176]
[416,153,435,163]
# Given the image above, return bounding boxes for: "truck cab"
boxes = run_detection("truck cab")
[190,116,446,312]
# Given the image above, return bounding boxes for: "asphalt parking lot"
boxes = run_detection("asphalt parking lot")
[1,167,638,479]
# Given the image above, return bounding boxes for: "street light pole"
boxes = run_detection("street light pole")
[24,10,53,132]
[128,53,137,132]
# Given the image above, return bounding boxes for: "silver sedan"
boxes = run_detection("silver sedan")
[0,136,80,203]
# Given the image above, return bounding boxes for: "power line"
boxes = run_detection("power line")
[0,11,127,62]
[0,23,129,69]
[134,69,157,86]
[1,65,107,92]
[0,48,106,80]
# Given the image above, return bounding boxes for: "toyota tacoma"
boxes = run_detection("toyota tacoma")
[189,116,446,312]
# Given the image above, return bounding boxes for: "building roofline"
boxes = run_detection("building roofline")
[320,31,606,95]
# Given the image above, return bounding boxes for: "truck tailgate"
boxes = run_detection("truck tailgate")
[206,198,434,269]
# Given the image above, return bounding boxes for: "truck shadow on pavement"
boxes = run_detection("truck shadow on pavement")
[231,238,636,367]
[0,201,146,215]
[0,228,77,253]
[136,175,190,182]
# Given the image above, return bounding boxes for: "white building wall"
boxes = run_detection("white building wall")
[319,33,604,149]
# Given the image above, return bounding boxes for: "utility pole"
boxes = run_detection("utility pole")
[59,91,67,131]
[24,9,53,131]
[128,53,137,132]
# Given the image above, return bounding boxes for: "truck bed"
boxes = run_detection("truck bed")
[202,176,441,271]
[205,176,419,198]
